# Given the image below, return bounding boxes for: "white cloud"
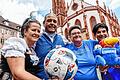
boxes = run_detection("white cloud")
[109,0,120,9]
[0,0,51,25]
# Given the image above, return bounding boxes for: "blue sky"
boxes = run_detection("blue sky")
[0,0,120,25]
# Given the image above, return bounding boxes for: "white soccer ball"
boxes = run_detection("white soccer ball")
[44,47,78,80]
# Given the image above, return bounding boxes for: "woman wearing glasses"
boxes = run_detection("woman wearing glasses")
[1,18,41,80]
[65,25,99,80]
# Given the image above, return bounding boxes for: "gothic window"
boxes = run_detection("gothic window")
[90,16,97,29]
[101,16,106,24]
[75,19,82,28]
[90,16,97,39]
[72,3,78,11]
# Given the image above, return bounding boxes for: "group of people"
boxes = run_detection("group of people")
[1,11,120,80]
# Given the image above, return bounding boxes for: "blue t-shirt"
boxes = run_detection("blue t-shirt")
[66,40,98,80]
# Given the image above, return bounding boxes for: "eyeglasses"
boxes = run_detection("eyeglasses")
[46,19,57,23]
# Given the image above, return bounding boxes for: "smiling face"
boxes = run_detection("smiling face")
[24,22,41,47]
[44,15,58,34]
[70,28,82,47]
[95,27,109,42]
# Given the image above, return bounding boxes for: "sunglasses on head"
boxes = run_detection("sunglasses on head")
[23,17,40,27]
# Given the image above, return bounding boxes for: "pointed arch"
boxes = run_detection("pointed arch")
[75,19,82,28]
[101,16,106,24]
[90,16,97,39]
[90,16,97,28]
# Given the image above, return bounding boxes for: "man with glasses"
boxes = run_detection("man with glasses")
[35,12,68,79]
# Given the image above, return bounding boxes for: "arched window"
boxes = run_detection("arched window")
[101,16,106,24]
[90,16,97,39]
[90,16,97,28]
[75,19,82,28]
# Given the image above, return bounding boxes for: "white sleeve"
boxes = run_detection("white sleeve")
[1,37,28,58]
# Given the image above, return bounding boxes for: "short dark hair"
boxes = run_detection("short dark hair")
[21,17,41,37]
[92,23,108,35]
[69,25,81,35]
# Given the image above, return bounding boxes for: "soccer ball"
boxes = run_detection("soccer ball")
[44,47,78,80]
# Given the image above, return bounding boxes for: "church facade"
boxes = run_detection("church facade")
[52,0,120,40]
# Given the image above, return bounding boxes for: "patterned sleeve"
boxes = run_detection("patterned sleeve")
[1,37,28,58]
